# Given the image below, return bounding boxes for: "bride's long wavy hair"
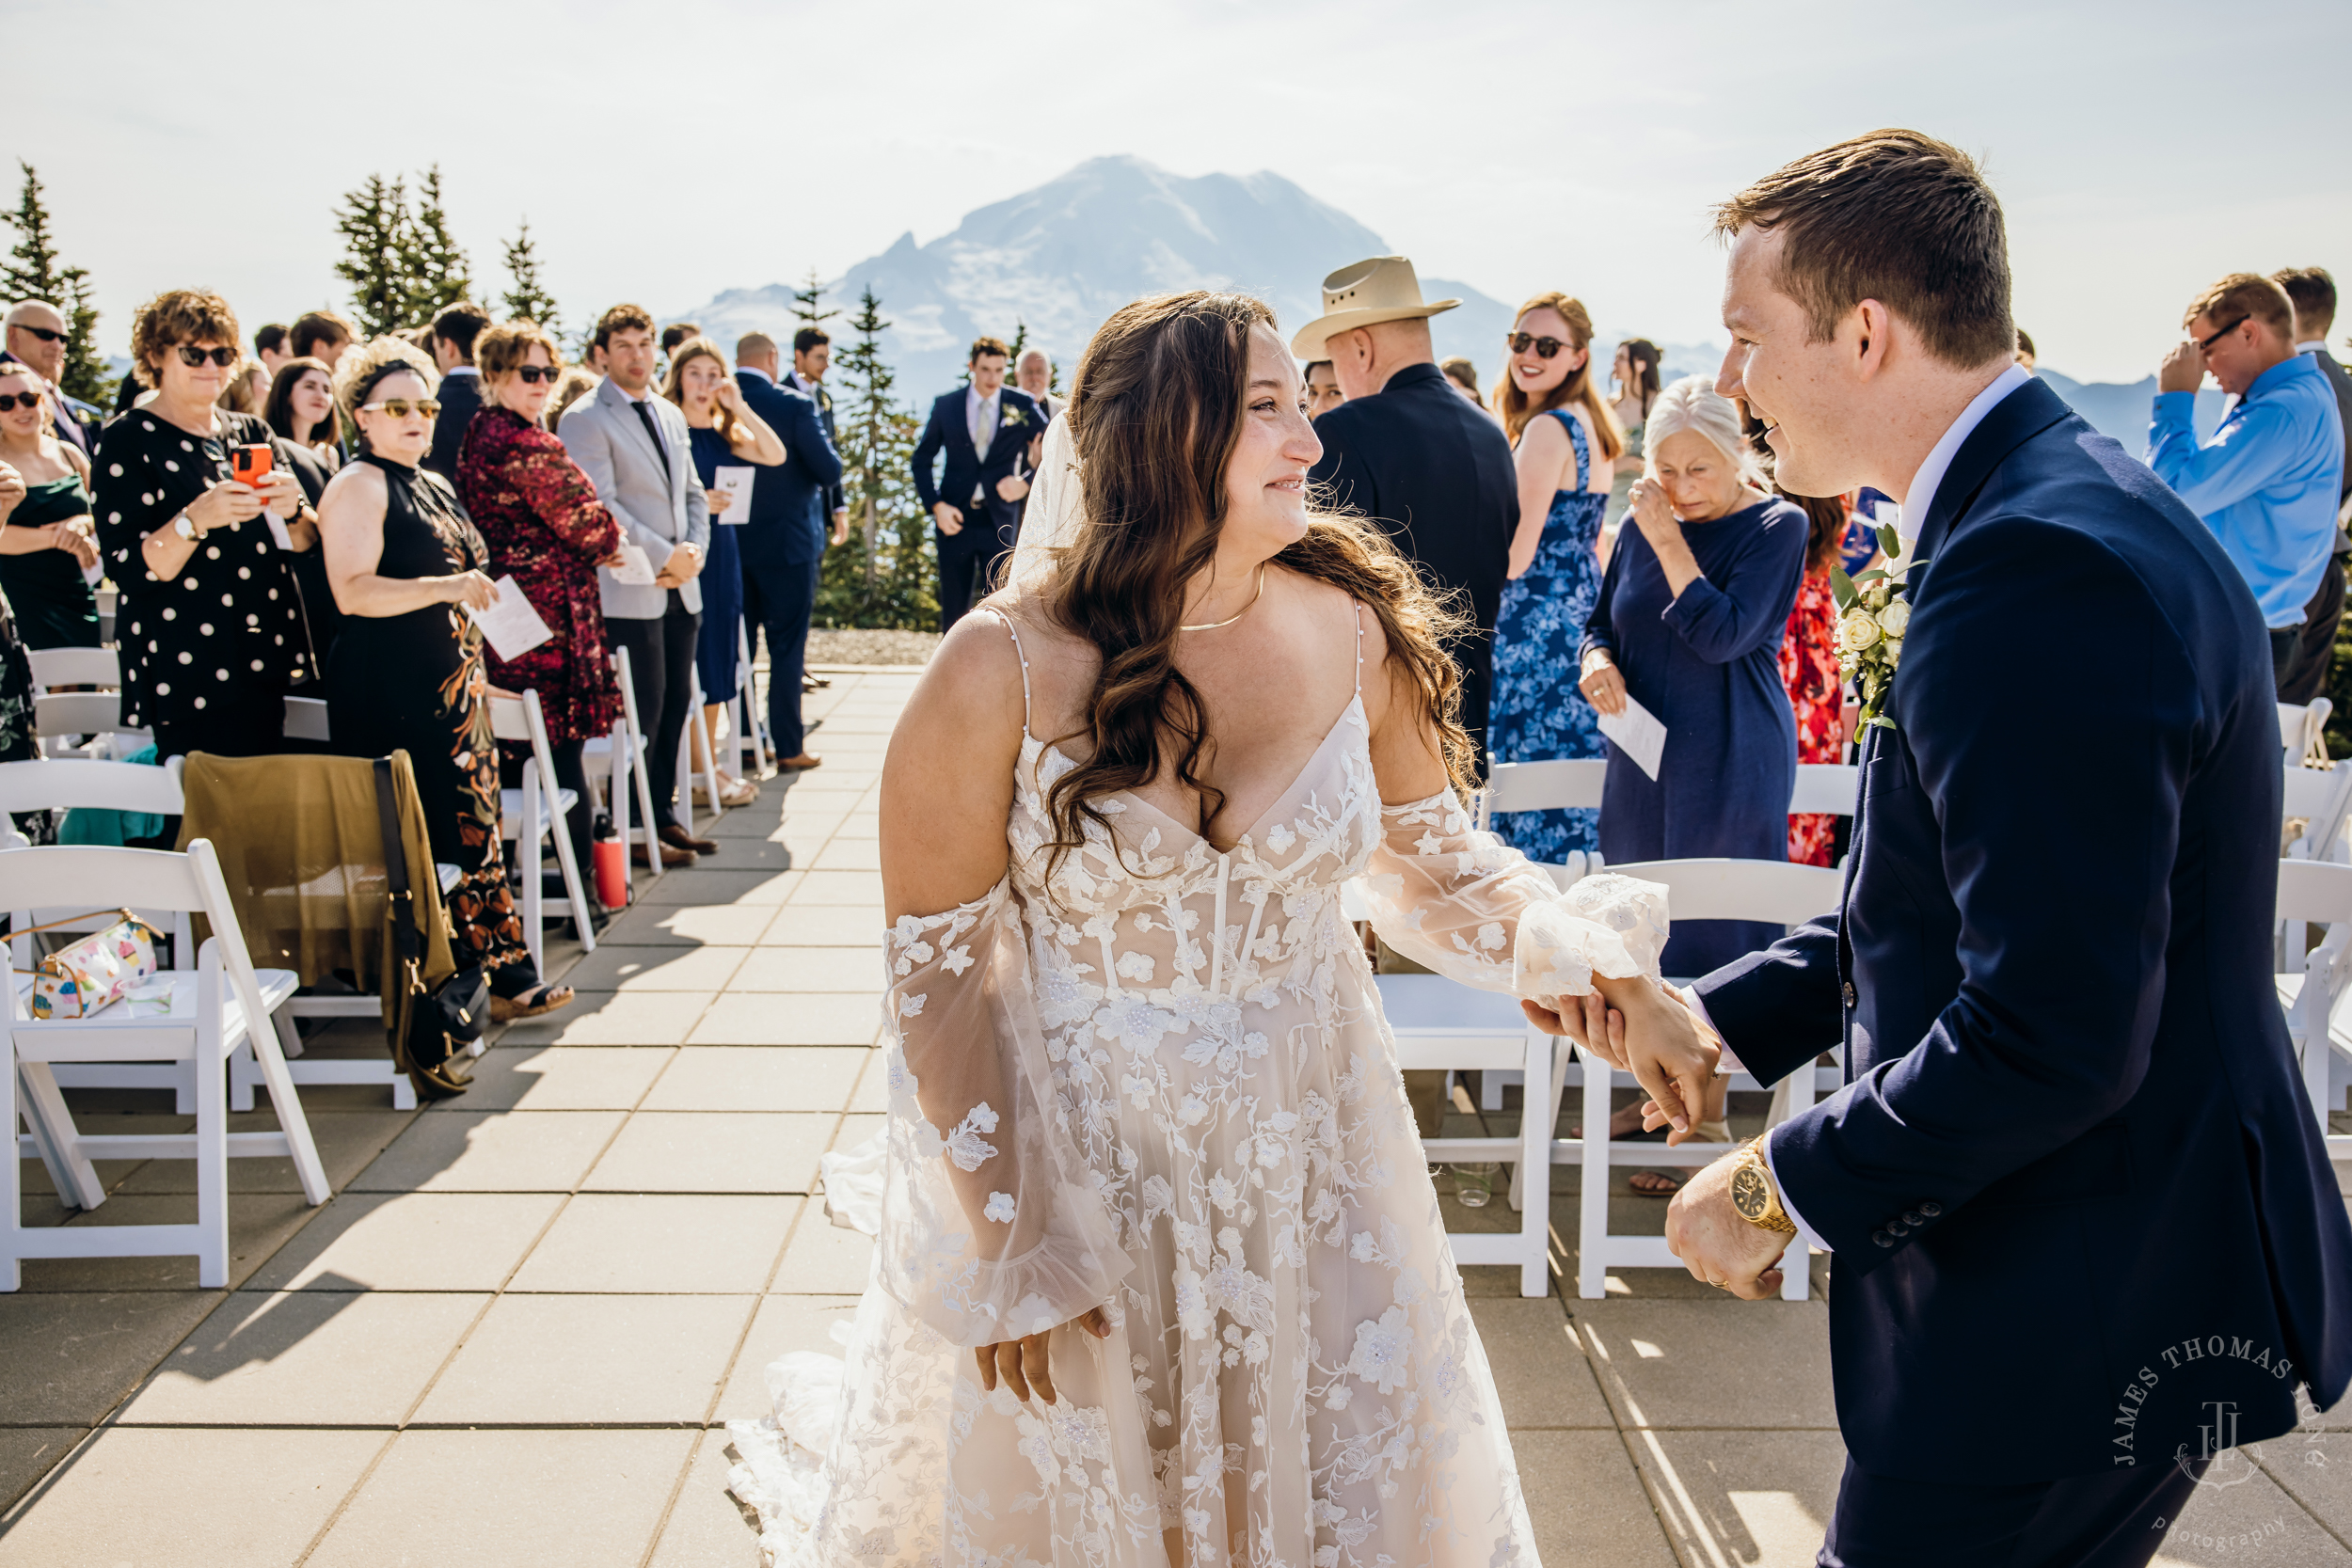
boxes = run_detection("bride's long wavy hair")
[1039,291,1474,869]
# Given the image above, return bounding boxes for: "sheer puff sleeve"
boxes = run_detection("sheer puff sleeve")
[877,879,1132,1348]
[1357,788,1669,1008]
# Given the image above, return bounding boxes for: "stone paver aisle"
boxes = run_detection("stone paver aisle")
[4,666,2347,1566]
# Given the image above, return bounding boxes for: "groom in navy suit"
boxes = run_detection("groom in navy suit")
[912,336,1043,630]
[1556,131,2351,1565]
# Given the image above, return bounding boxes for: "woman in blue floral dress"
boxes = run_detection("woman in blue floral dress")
[1488,293,1623,860]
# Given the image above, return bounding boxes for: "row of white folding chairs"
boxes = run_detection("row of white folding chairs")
[2280,699,2334,768]
[6,838,329,1289]
[2277,859,2352,1159]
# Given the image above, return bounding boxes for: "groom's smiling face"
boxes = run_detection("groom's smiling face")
[1716,225,1867,498]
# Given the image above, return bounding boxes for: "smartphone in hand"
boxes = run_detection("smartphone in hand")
[230,443,274,490]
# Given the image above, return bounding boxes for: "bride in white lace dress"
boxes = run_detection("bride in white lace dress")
[728,293,1715,1567]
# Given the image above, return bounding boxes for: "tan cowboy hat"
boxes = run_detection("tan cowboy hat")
[1290,256,1461,359]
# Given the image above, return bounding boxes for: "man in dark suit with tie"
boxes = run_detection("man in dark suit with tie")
[1,300,98,459]
[1569,130,2352,1565]
[2273,267,2352,703]
[424,301,490,482]
[735,331,844,769]
[911,336,1044,630]
[1296,257,1518,767]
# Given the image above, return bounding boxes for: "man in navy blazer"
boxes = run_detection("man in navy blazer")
[1559,132,2351,1564]
[912,336,1043,630]
[735,331,843,768]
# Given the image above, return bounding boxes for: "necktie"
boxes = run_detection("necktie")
[970,395,993,457]
[631,399,673,485]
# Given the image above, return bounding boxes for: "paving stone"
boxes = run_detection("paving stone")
[305,1427,693,1568]
[647,1430,762,1568]
[0,1289,223,1424]
[353,1110,626,1194]
[639,869,803,907]
[585,1112,833,1195]
[1468,1295,1616,1429]
[10,1188,314,1292]
[109,1107,413,1195]
[563,943,752,992]
[691,992,880,1046]
[246,1191,564,1291]
[507,1195,800,1293]
[413,1292,752,1424]
[433,1045,674,1111]
[807,838,882,872]
[1633,1429,1845,1566]
[1570,1296,1838,1431]
[120,1289,485,1425]
[641,1047,871,1112]
[786,869,885,906]
[730,944,885,991]
[719,1293,862,1419]
[1513,1429,1679,1565]
[0,1427,82,1514]
[772,1214,874,1294]
[765,905,883,946]
[600,903,780,947]
[2259,1431,2352,1544]
[495,989,713,1047]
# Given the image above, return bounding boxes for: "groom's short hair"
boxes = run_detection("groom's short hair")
[969,336,1009,363]
[1713,128,2014,371]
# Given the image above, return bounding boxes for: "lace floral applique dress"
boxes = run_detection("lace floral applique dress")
[729,610,1672,1568]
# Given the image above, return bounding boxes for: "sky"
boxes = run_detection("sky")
[11,0,2349,386]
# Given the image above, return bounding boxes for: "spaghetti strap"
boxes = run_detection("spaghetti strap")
[1351,600,1365,696]
[981,608,1034,739]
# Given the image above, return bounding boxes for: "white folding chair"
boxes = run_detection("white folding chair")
[282,695,332,743]
[1555,856,1846,1301]
[584,645,665,889]
[735,615,771,775]
[4,840,328,1290]
[2275,859,2352,1159]
[1789,763,1862,821]
[677,662,724,827]
[2280,700,2333,768]
[26,646,121,692]
[34,691,150,760]
[1468,759,1607,1112]
[492,689,596,975]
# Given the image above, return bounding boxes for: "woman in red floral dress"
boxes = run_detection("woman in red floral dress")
[454,321,622,887]
[1779,492,1851,866]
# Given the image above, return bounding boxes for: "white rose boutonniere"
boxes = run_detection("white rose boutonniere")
[1831,522,1927,733]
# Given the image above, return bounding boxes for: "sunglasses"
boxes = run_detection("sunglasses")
[175,344,238,368]
[1506,332,1580,360]
[512,365,558,385]
[360,398,441,420]
[0,391,42,412]
[12,325,62,344]
[2196,316,2249,353]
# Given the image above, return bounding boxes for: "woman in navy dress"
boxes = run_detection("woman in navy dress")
[664,337,785,809]
[1578,375,1806,977]
[1488,293,1622,860]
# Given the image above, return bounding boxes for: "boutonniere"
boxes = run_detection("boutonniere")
[1831,522,1927,732]
[1001,405,1026,429]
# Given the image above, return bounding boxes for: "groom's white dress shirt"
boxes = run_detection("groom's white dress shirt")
[1687,359,2034,1257]
[965,385,1001,503]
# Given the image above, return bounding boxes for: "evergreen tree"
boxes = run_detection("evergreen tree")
[821,285,935,629]
[404,165,472,321]
[333,173,413,337]
[789,268,838,329]
[500,219,561,333]
[1,162,107,403]
[1008,318,1027,366]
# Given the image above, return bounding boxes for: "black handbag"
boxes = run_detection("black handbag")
[373,757,487,1101]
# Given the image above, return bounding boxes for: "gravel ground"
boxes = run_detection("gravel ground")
[807,627,942,666]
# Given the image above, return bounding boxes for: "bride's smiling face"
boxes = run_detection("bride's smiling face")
[1218,324,1320,559]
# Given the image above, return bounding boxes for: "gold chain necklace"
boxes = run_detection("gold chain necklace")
[1179,563,1267,632]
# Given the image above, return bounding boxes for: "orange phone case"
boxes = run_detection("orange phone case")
[232,443,273,488]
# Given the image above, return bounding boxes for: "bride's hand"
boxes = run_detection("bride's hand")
[1609,977,1720,1142]
[1523,993,1628,1070]
[976,1304,1113,1403]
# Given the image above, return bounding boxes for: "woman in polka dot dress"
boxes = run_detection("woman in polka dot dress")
[93,289,318,759]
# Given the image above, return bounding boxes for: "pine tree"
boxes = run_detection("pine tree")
[56,268,108,404]
[404,165,472,321]
[1008,319,1027,366]
[333,173,413,337]
[1,162,107,404]
[821,285,935,629]
[499,220,561,334]
[789,268,839,329]
[1,162,61,302]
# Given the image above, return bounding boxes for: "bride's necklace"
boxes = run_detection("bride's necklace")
[1179,564,1266,632]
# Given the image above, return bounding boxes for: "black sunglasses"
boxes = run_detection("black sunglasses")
[0,391,40,411]
[2197,316,2249,353]
[176,345,239,368]
[513,365,558,385]
[1507,332,1581,360]
[11,325,62,343]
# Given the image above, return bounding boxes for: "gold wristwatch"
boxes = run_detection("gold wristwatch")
[1729,1136,1798,1235]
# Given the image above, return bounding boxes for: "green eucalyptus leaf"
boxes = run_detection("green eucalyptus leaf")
[1830,565,1857,610]
[1853,567,1886,584]
[1878,523,1901,559]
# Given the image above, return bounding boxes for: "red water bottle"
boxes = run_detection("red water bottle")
[593,838,628,910]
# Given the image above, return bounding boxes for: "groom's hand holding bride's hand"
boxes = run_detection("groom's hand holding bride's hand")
[1523,976,1718,1141]
[976,1305,1114,1405]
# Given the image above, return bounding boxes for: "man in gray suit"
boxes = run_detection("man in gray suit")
[559,303,714,865]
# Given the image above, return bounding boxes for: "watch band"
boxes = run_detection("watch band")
[1729,1135,1798,1235]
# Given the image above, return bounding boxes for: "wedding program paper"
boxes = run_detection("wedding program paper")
[712,466,755,523]
[611,541,658,586]
[1597,694,1668,782]
[466,575,555,661]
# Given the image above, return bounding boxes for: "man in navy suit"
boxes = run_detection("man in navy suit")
[912,336,1043,630]
[1552,131,2351,1565]
[735,331,844,769]
[424,301,489,482]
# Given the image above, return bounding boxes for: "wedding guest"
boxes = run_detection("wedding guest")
[2272,266,2352,704]
[912,336,1042,631]
[94,288,318,760]
[1778,491,1849,866]
[320,335,571,1022]
[262,355,347,669]
[1439,356,1485,407]
[1303,358,1343,419]
[1578,374,1805,974]
[1013,345,1062,422]
[1489,292,1621,861]
[218,361,271,415]
[559,303,712,864]
[426,301,490,481]
[254,324,292,377]
[2,300,97,458]
[547,365,599,426]
[1606,338,1662,529]
[290,309,355,371]
[0,362,101,648]
[660,322,701,362]
[787,326,850,544]
[2013,327,2037,372]
[666,335,786,807]
[1299,255,1516,765]
[737,330,846,768]
[2147,273,2344,693]
[455,320,625,887]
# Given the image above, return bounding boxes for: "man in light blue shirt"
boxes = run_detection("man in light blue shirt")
[2147,272,2345,689]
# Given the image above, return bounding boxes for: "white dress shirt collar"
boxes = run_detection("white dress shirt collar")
[442,364,480,379]
[790,371,821,396]
[738,364,774,387]
[2298,340,2328,356]
[1898,362,2034,546]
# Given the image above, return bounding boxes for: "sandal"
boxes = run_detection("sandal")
[1629,1169,1683,1197]
[490,983,574,1023]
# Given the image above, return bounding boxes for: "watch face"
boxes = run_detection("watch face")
[1730,1164,1772,1223]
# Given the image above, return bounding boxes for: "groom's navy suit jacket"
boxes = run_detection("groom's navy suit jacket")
[911,386,1044,553]
[1695,377,2352,1483]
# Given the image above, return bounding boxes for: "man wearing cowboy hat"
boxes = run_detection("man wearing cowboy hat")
[1297,256,1518,767]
